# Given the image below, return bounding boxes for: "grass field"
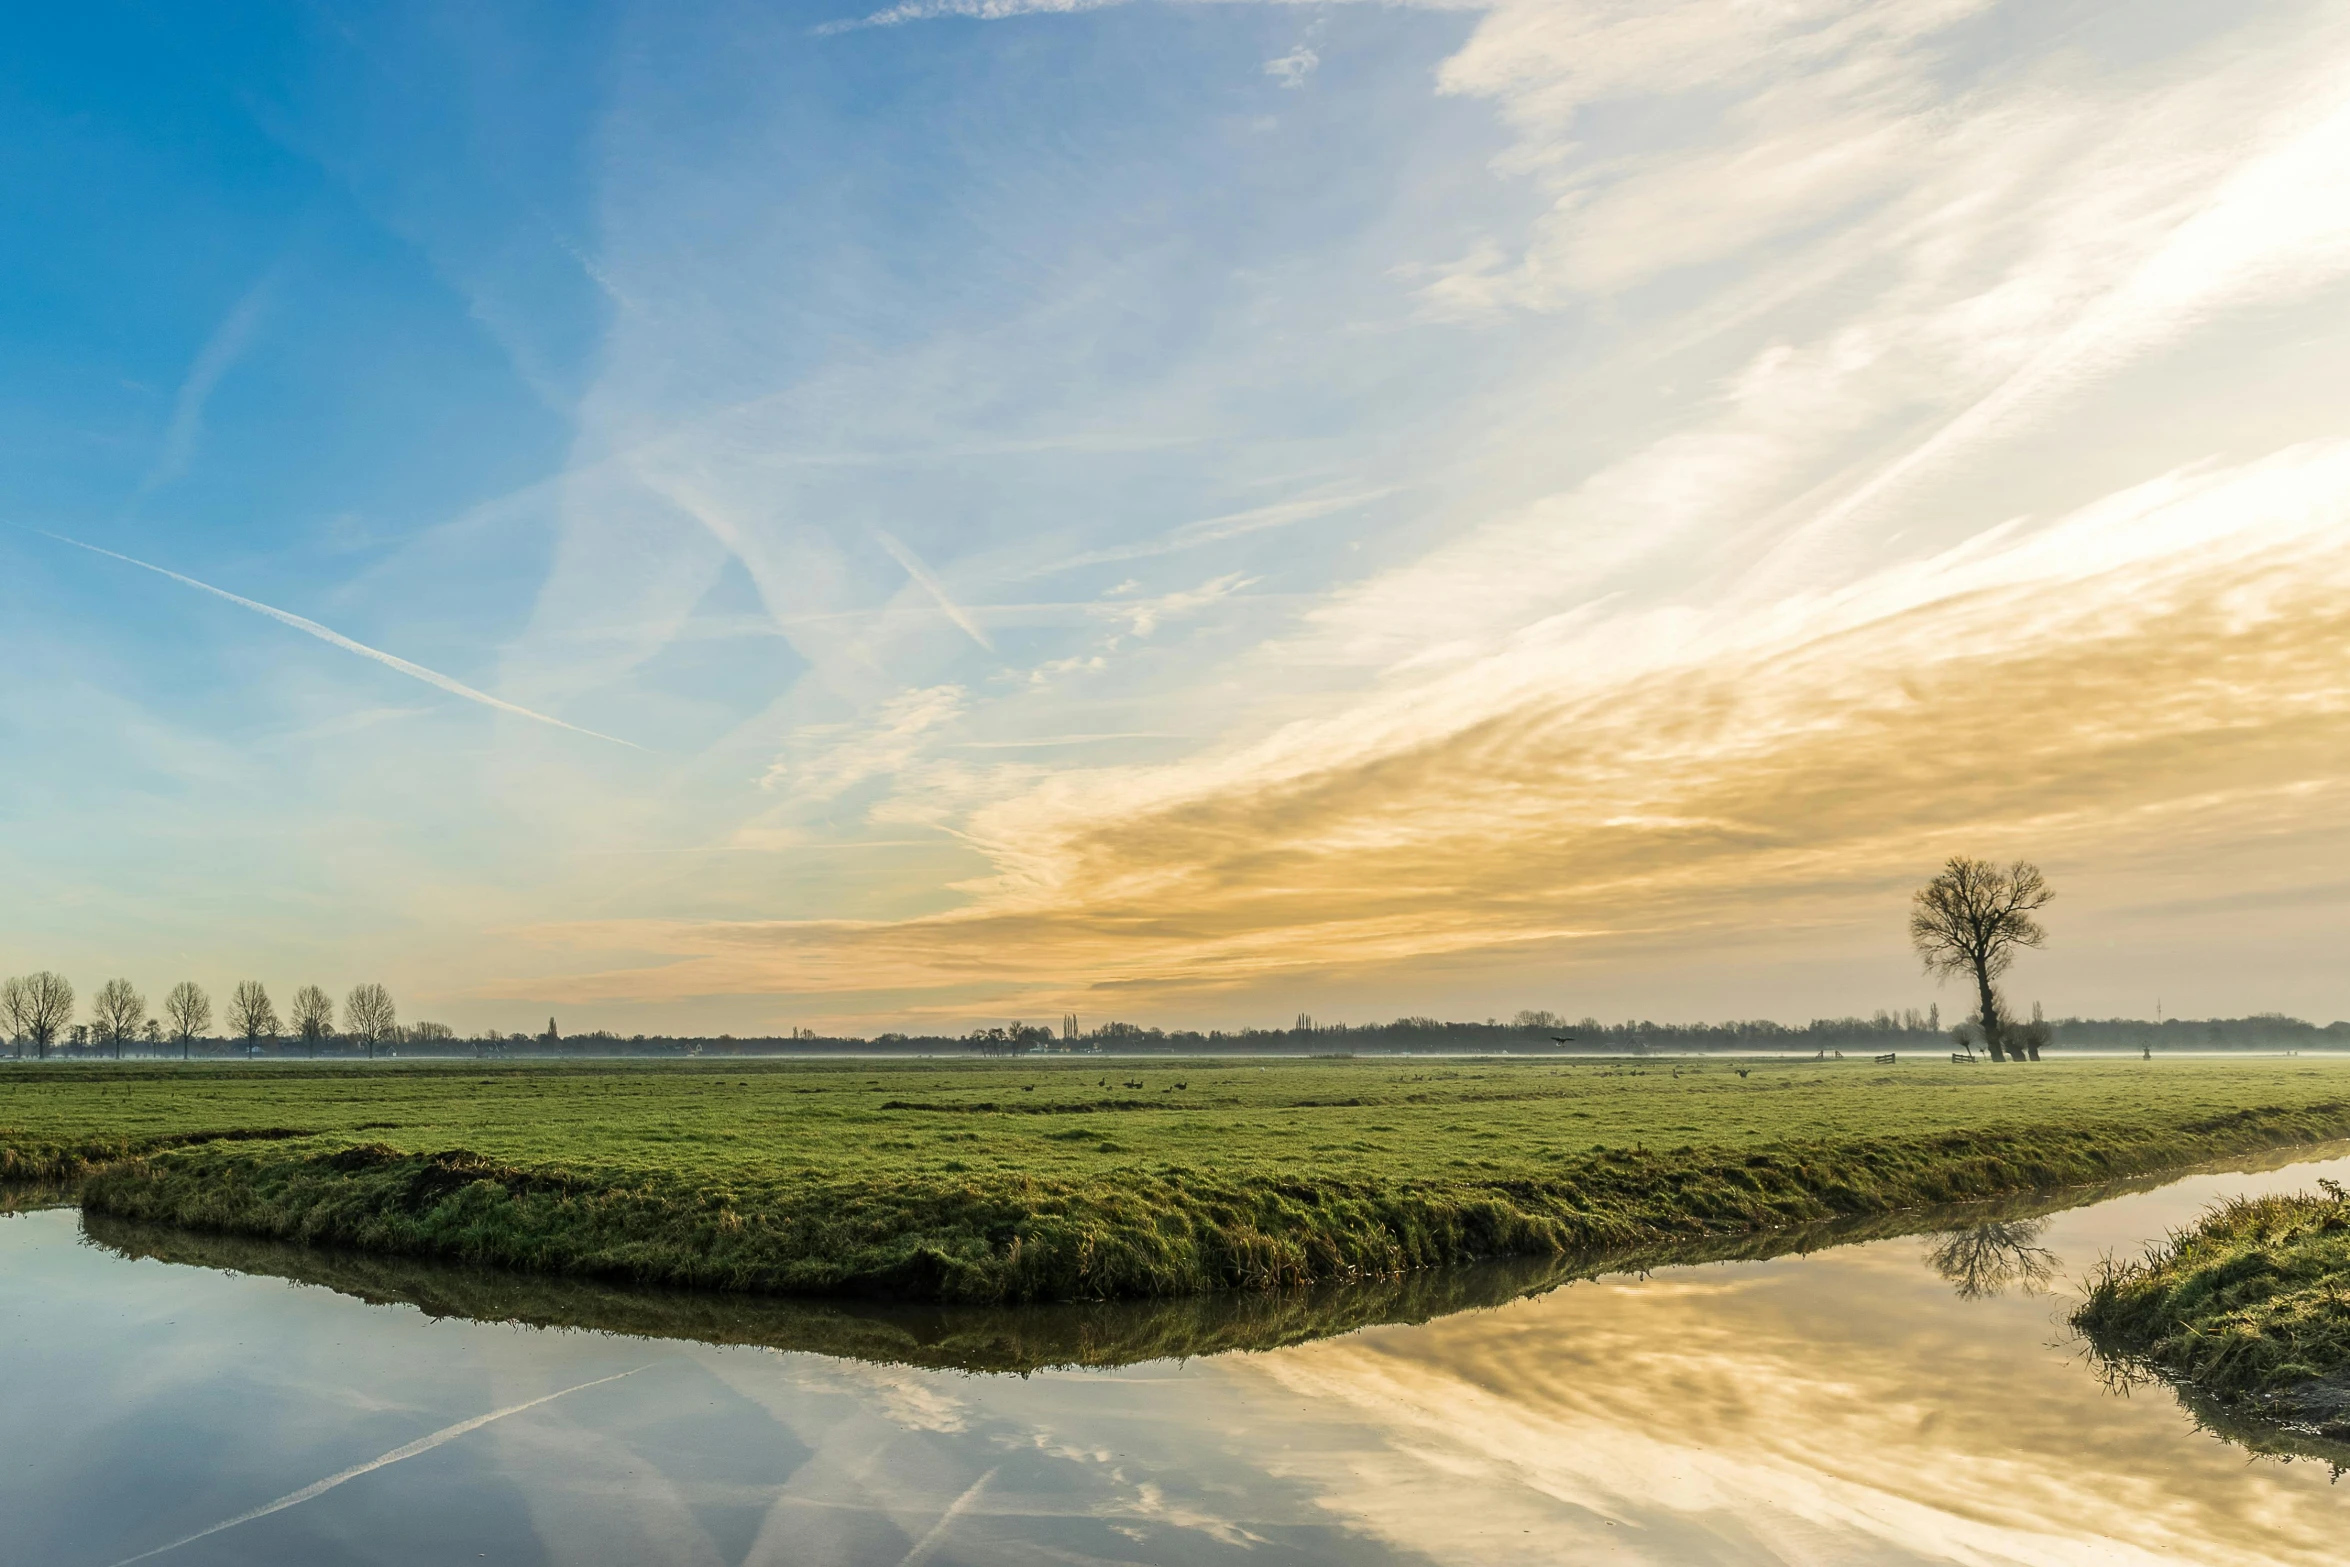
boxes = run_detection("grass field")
[7,1053,2350,1302]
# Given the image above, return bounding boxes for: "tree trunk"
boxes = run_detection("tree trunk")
[1973,963,2008,1062]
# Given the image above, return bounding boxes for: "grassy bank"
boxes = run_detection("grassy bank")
[80,1163,2294,1372]
[81,1211,1609,1372]
[8,1055,2350,1302]
[2074,1183,2350,1433]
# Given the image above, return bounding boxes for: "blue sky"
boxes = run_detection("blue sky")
[9,0,2350,1035]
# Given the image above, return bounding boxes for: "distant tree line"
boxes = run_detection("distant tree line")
[2,975,2341,1063]
[0,973,443,1061]
[933,1011,2347,1056]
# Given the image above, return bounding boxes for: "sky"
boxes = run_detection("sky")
[6,0,2350,1037]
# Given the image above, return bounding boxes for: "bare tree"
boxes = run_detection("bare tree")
[290,985,336,1057]
[0,977,30,1059]
[1910,857,2053,1062]
[5,972,75,1060]
[91,979,147,1060]
[344,983,396,1060]
[227,981,279,1050]
[163,981,213,1060]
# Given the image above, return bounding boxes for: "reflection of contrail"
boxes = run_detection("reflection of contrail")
[897,1466,996,1567]
[872,528,994,652]
[40,531,642,749]
[105,1367,647,1566]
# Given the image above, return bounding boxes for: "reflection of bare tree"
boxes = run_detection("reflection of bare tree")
[1926,1219,2060,1298]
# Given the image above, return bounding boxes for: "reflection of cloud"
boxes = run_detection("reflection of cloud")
[1220,1249,2346,1566]
[894,1466,994,1566]
[107,1368,644,1567]
[694,1356,986,1567]
[794,1362,974,1435]
[524,443,2350,1008]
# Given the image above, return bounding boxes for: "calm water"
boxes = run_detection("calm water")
[6,1153,2350,1567]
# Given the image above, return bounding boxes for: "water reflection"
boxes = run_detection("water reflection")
[1922,1218,2059,1299]
[1232,1235,2349,1567]
[60,1171,2262,1374]
[0,1179,69,1216]
[7,1147,2350,1566]
[81,1209,1614,1375]
[74,1202,2088,1376]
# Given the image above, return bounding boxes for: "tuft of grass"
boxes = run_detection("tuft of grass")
[2074,1180,2350,1415]
[7,1056,2350,1303]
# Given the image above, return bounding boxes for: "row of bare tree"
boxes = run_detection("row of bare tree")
[0,974,404,1060]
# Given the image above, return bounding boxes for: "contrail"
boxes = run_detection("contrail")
[896,1466,997,1567]
[105,1367,647,1566]
[872,528,995,652]
[1034,486,1395,575]
[136,271,277,505]
[40,531,642,749]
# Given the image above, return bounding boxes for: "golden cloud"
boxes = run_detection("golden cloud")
[519,447,2350,1018]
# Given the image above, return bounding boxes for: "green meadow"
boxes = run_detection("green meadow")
[6,1054,2350,1302]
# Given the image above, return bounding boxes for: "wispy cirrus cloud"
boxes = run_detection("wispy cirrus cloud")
[55,0,2350,1033]
[1096,571,1256,638]
[517,441,2350,1014]
[815,0,1128,35]
[1031,488,1394,576]
[443,0,2350,1031]
[765,683,967,796]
